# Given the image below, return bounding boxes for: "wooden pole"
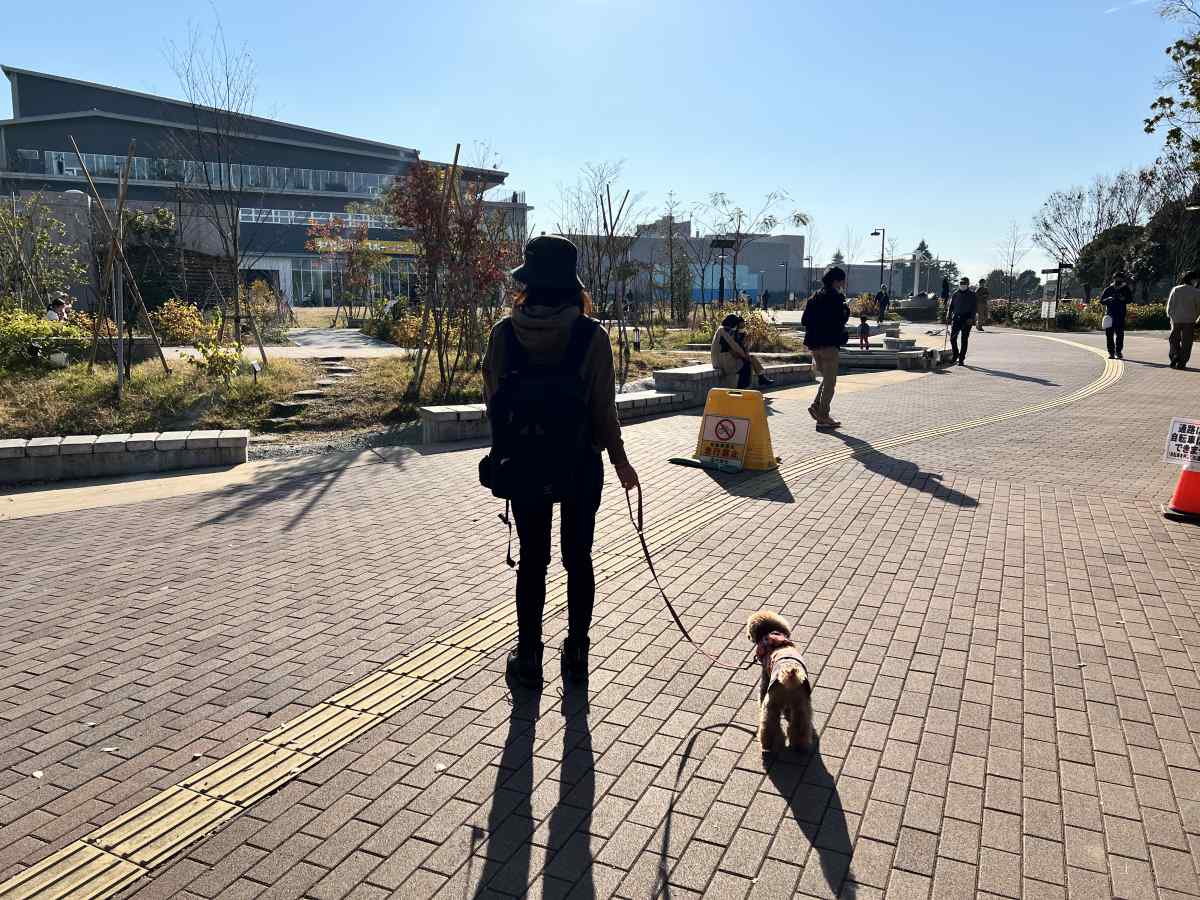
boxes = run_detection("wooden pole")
[210,270,267,367]
[69,136,171,374]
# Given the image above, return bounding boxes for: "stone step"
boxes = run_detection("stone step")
[322,366,355,375]
[319,355,346,363]
[315,380,339,388]
[268,399,316,417]
[259,417,302,432]
[292,390,327,400]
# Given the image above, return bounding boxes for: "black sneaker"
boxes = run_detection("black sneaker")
[506,645,543,690]
[758,376,776,387]
[561,639,589,685]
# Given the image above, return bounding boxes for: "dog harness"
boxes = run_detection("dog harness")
[755,631,811,694]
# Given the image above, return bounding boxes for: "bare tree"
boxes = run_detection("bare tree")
[708,190,784,297]
[842,226,865,289]
[1032,171,1151,266]
[167,22,272,339]
[997,220,1030,300]
[680,202,719,319]
[554,162,644,386]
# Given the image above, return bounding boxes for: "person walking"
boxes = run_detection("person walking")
[947,277,978,366]
[874,284,890,323]
[975,278,991,331]
[1167,269,1200,369]
[482,234,640,690]
[802,266,850,430]
[1100,272,1132,360]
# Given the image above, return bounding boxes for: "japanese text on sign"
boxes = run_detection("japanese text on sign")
[1164,417,1200,467]
[699,414,750,469]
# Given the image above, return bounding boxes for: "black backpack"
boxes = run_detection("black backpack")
[479,316,598,503]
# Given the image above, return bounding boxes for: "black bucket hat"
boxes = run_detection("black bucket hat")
[721,314,743,328]
[511,234,585,290]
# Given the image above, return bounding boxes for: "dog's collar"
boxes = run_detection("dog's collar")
[755,630,794,662]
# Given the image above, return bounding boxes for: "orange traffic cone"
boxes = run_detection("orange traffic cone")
[1163,468,1200,522]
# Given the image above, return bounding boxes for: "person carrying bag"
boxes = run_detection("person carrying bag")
[480,235,639,689]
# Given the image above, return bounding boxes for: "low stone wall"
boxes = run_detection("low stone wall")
[0,430,250,485]
[419,390,687,444]
[651,362,815,406]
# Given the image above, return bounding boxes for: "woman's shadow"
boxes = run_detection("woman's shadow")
[472,686,596,899]
[766,737,857,899]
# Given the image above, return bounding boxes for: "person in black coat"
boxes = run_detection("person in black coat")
[802,267,850,429]
[1100,272,1133,359]
[946,277,979,366]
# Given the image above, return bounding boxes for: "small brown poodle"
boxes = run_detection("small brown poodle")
[747,610,813,752]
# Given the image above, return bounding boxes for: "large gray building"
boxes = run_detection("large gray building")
[0,65,530,306]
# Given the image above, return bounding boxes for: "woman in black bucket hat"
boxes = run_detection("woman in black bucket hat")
[482,234,640,689]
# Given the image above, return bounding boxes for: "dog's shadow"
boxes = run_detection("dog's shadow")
[765,736,856,898]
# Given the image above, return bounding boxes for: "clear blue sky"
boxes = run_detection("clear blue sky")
[0,0,1181,278]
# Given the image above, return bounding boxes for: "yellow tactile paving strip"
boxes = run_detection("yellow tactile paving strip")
[0,336,1120,900]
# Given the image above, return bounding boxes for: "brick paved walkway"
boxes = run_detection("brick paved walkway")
[3,328,1200,898]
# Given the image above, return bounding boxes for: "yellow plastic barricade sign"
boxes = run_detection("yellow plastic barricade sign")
[694,388,778,471]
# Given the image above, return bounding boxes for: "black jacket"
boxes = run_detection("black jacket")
[1100,284,1132,324]
[802,288,850,349]
[948,289,978,321]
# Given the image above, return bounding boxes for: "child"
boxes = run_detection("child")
[858,315,870,350]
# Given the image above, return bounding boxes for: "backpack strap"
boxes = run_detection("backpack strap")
[501,318,528,374]
[559,316,599,376]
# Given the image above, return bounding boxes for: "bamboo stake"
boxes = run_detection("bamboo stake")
[69,136,171,373]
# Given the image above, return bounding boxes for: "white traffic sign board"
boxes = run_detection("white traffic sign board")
[699,414,751,469]
[1164,417,1200,467]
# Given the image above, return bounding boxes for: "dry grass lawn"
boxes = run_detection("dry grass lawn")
[0,359,313,439]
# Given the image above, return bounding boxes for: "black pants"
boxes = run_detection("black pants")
[1170,323,1195,367]
[512,455,602,652]
[950,317,972,362]
[737,360,753,388]
[1106,323,1125,357]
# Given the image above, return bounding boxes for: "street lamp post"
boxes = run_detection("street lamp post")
[779,260,789,307]
[870,227,886,294]
[804,256,814,296]
[710,237,735,307]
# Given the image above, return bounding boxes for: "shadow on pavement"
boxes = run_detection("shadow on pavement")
[657,722,760,898]
[472,686,596,899]
[544,690,596,897]
[702,466,795,503]
[965,365,1059,386]
[766,737,857,899]
[826,431,978,509]
[201,448,409,530]
[472,685,537,899]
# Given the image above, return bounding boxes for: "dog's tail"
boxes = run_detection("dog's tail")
[747,610,791,643]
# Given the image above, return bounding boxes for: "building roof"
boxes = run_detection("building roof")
[2,64,419,159]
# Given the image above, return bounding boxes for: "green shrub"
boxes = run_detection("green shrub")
[186,339,244,384]
[150,298,208,345]
[1010,303,1042,329]
[1055,307,1080,330]
[1128,303,1169,330]
[0,309,88,370]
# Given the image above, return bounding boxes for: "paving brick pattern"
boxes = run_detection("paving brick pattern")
[3,328,1200,898]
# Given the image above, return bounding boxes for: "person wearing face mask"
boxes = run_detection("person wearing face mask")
[1100,272,1133,360]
